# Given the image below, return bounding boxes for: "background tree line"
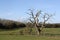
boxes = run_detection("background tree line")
[0,19,26,30]
[0,19,60,30]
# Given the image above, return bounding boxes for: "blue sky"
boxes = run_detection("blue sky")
[0,0,60,23]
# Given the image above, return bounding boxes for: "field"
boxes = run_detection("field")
[0,28,60,40]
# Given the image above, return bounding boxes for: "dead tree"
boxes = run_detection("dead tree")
[27,9,54,35]
[27,9,42,35]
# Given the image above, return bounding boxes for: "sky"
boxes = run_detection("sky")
[0,0,60,23]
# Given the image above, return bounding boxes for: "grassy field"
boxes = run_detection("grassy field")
[0,35,60,40]
[0,28,60,40]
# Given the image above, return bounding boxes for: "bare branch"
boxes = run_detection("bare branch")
[26,13,32,15]
[45,14,53,22]
[36,10,42,18]
[28,18,33,23]
[42,12,53,23]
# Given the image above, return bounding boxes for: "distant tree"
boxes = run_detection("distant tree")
[0,23,3,29]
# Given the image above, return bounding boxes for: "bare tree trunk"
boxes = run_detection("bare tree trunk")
[34,21,41,35]
[35,24,40,35]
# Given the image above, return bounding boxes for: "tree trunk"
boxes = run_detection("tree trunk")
[34,22,41,35]
[35,25,40,35]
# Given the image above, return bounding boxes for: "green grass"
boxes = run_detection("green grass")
[0,28,60,40]
[0,35,60,40]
